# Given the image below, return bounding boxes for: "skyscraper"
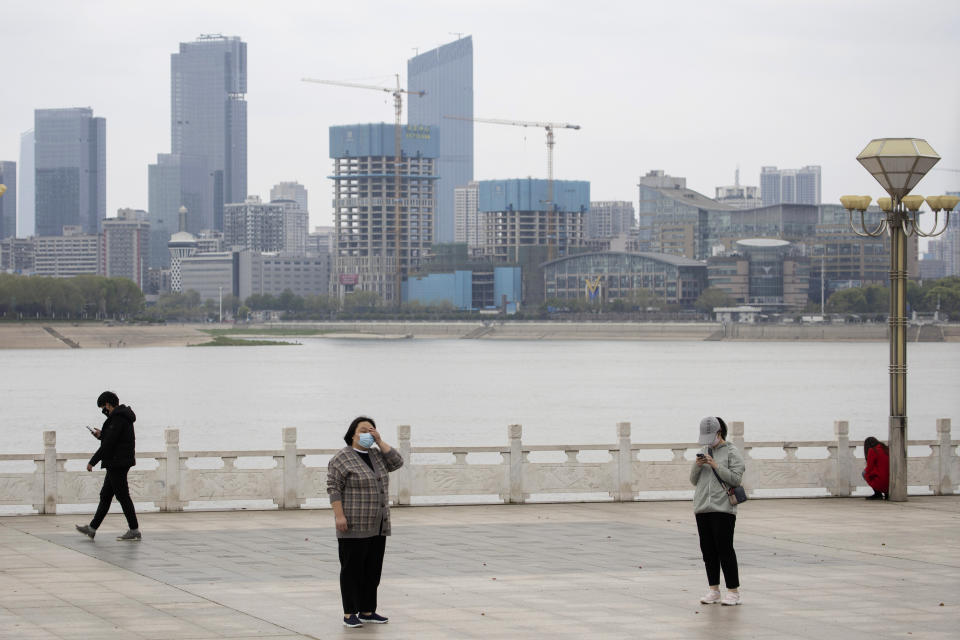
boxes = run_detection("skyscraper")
[760,165,821,206]
[0,161,16,240]
[150,34,247,243]
[34,108,106,236]
[148,153,211,267]
[408,36,473,244]
[18,130,35,238]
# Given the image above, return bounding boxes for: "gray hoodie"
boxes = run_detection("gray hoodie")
[689,441,745,515]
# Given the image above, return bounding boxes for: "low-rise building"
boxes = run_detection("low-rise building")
[33,226,101,277]
[707,239,809,311]
[179,251,331,303]
[405,266,522,312]
[541,251,707,308]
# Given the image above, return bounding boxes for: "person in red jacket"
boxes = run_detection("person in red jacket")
[862,437,889,500]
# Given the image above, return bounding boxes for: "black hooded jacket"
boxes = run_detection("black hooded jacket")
[90,405,137,469]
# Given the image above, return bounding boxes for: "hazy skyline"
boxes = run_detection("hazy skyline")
[1,0,958,234]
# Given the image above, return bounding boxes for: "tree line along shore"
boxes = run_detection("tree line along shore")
[0,321,956,349]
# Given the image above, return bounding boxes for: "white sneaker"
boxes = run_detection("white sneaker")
[700,589,721,604]
[721,591,741,606]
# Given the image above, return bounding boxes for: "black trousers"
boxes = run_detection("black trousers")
[338,535,386,614]
[695,512,739,589]
[90,466,139,530]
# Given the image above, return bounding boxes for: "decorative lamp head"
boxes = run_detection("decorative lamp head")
[856,138,940,200]
[877,197,894,212]
[901,195,925,212]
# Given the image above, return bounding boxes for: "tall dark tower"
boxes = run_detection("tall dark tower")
[148,34,246,268]
[34,108,105,236]
[408,36,473,244]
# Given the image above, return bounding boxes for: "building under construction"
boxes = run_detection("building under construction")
[329,123,438,302]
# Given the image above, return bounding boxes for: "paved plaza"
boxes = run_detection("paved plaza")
[1,497,957,639]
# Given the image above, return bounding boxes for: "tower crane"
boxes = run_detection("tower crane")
[444,115,581,259]
[302,76,425,306]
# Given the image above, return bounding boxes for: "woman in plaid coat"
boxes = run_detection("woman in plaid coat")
[327,416,404,628]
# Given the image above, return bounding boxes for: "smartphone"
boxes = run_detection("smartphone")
[696,453,705,459]
[86,426,96,434]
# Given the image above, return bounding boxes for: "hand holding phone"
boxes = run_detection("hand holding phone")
[696,453,705,459]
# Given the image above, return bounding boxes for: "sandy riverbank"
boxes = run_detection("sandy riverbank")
[0,320,955,349]
[0,323,212,349]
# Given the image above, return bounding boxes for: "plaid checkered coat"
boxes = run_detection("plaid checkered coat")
[327,446,403,538]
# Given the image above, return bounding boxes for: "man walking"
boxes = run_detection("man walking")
[75,391,141,541]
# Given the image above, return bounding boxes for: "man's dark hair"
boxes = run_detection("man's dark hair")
[97,391,119,408]
[716,416,728,439]
[343,416,376,447]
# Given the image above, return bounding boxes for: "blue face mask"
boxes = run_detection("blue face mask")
[357,432,375,448]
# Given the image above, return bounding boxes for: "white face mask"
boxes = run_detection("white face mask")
[712,433,723,447]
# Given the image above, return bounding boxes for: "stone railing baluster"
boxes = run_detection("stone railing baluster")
[42,431,57,514]
[508,424,523,504]
[832,420,851,497]
[617,422,633,502]
[731,421,745,451]
[163,429,182,512]
[397,425,411,505]
[936,418,953,496]
[281,427,300,509]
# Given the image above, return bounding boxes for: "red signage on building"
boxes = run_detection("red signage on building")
[339,273,359,285]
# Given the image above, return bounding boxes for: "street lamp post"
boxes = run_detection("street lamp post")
[841,138,957,502]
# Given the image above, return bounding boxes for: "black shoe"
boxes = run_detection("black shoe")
[359,612,389,624]
[75,524,96,539]
[865,492,884,500]
[343,614,363,628]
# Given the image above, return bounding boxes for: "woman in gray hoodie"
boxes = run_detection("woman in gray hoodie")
[690,416,745,606]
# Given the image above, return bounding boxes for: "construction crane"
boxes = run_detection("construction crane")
[302,76,425,306]
[445,115,580,259]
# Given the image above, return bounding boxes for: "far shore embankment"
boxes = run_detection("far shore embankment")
[0,320,956,349]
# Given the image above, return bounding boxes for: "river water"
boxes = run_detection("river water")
[1,339,958,456]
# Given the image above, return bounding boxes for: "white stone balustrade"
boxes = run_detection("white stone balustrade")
[0,420,956,514]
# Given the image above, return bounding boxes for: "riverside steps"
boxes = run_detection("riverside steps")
[1,498,958,639]
[1,420,957,514]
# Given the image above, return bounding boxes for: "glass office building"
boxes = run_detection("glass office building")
[34,108,105,236]
[408,36,473,244]
[161,34,247,232]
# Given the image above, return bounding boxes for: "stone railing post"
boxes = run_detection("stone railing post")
[616,422,633,502]
[42,430,57,514]
[163,428,182,512]
[397,425,411,505]
[936,418,953,496]
[832,420,852,497]
[731,421,745,451]
[281,427,300,509]
[508,424,524,504]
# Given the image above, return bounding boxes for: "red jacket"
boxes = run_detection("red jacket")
[864,446,889,493]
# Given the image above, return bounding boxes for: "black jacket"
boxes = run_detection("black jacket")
[90,405,137,469]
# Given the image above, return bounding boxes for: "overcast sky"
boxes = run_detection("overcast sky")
[1,0,958,233]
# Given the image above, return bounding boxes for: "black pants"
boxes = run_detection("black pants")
[338,535,386,614]
[90,466,139,530]
[695,512,739,589]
